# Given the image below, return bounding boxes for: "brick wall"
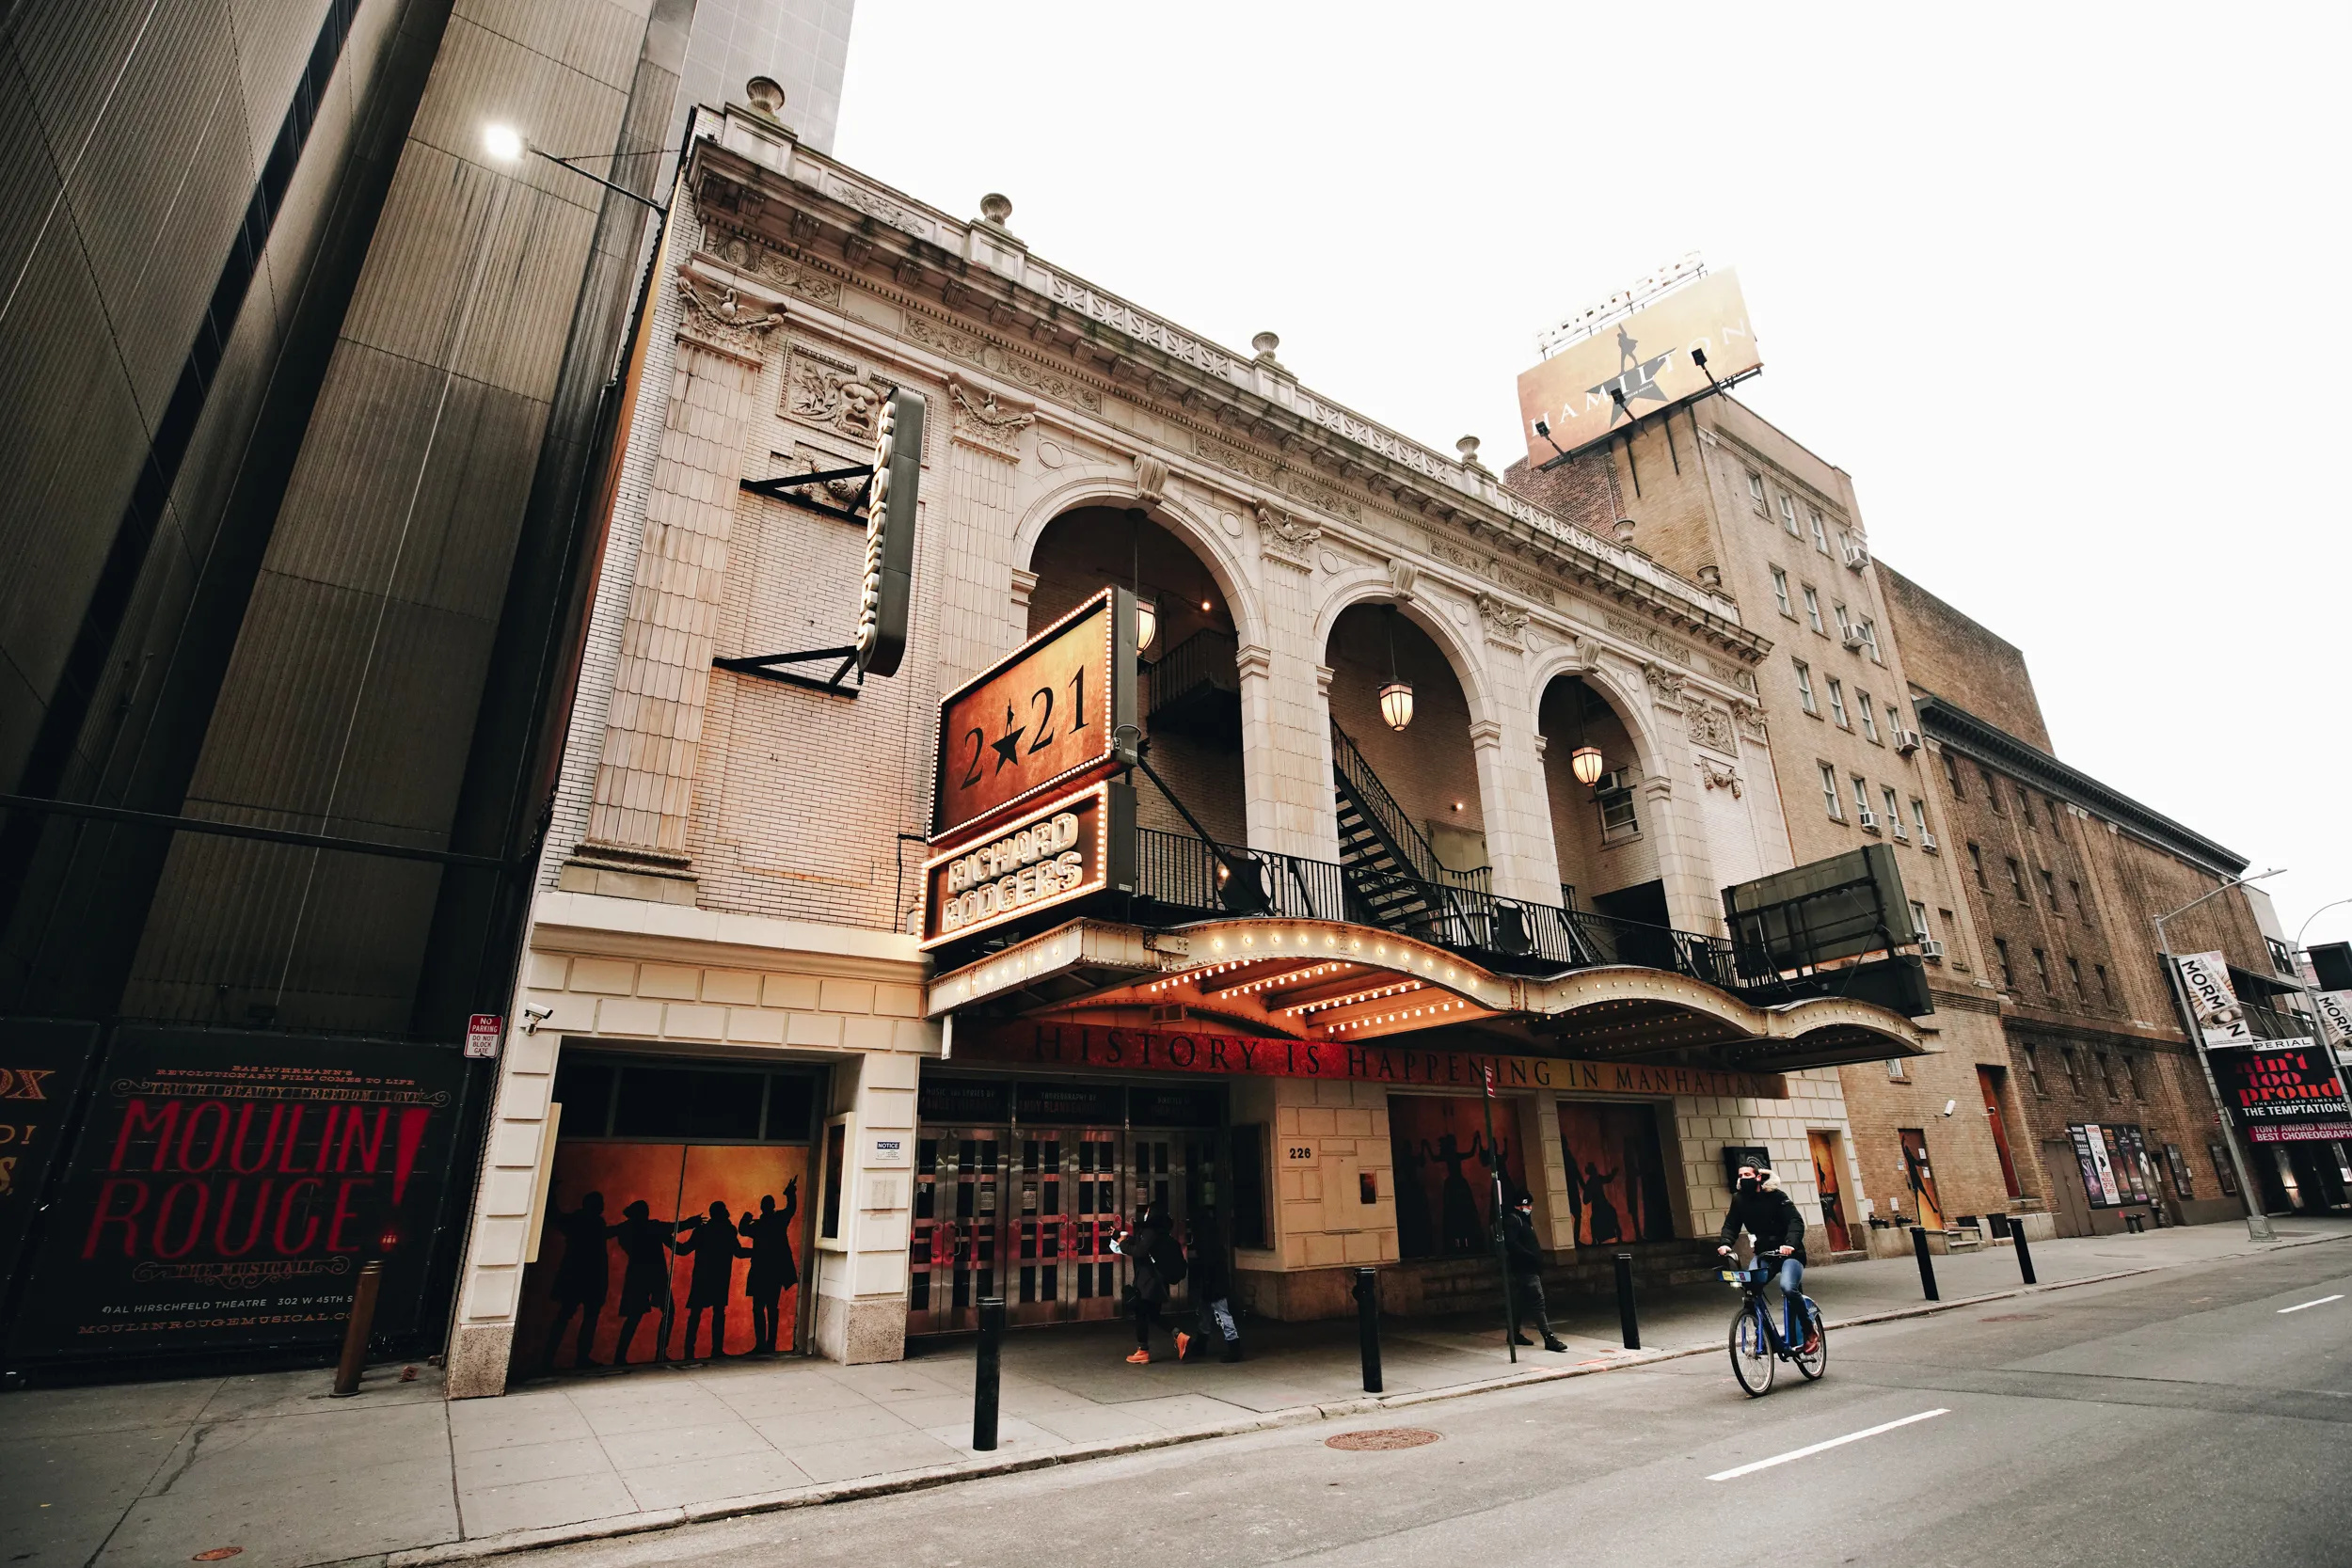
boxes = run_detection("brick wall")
[1877,562,2054,752]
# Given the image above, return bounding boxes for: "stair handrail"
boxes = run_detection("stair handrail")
[1145,627,1240,719]
[1327,719,1486,890]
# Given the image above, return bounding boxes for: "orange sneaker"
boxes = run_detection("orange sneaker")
[1175,1332,1192,1361]
[1125,1348,1151,1364]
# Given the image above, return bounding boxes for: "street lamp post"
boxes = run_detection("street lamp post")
[482,124,668,215]
[2153,869,2282,1243]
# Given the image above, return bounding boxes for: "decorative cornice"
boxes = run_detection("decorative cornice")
[1915,694,2246,877]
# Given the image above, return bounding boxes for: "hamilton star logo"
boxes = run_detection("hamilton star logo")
[1590,324,1675,428]
[990,703,1025,772]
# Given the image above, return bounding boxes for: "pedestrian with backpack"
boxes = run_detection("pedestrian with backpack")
[1114,1201,1184,1364]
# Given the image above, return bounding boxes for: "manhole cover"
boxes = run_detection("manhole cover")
[1979,1313,2048,1323]
[1327,1428,1440,1451]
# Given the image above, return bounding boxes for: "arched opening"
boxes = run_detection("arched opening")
[1538,675,1665,928]
[1324,603,1489,890]
[1026,505,1247,846]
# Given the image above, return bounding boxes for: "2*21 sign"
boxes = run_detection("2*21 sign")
[934,589,1132,842]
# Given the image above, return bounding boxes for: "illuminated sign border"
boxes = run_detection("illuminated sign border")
[930,585,1135,847]
[919,780,1125,950]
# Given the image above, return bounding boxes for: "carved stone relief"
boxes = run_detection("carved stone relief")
[675,277,785,361]
[1684,697,1736,753]
[1642,660,1686,704]
[946,376,1035,457]
[1258,504,1321,568]
[900,310,1104,412]
[1135,453,1169,503]
[1425,531,1559,607]
[1475,592,1530,648]
[1698,757,1743,797]
[697,229,844,308]
[1192,431,1360,520]
[783,341,884,439]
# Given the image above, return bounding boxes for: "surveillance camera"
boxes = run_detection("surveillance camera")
[1942,1099,1958,1117]
[519,1003,555,1034]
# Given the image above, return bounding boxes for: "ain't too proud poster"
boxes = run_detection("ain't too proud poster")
[8,1027,467,1362]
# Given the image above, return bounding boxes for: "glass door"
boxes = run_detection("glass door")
[1010,1127,1123,1324]
[909,1126,1007,1335]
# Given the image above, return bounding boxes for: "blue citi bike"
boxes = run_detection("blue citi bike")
[1723,1253,1826,1396]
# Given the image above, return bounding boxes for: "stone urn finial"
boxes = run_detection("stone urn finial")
[979,192,1013,226]
[1697,562,1723,590]
[1613,517,1638,545]
[1251,331,1281,360]
[1456,435,1485,467]
[744,76,787,117]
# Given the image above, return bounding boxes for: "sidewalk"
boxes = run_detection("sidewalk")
[11,1217,2346,1568]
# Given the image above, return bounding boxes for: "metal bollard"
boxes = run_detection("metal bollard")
[2010,1220,2038,1286]
[1613,1253,1640,1350]
[1353,1267,1383,1394]
[1910,1226,1939,1303]
[330,1259,385,1397]
[973,1296,1004,1452]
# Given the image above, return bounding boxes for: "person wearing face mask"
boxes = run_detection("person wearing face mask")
[1717,1162,1817,1354]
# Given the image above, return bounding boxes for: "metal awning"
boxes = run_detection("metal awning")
[929,916,1930,1071]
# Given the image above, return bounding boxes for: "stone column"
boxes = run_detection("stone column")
[1466,604,1562,904]
[566,265,784,901]
[1240,525,1341,863]
[936,375,1033,673]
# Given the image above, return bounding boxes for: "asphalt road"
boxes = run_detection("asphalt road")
[527,1243,2352,1568]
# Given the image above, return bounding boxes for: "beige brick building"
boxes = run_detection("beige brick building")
[445,99,1934,1397]
[1507,397,2031,1251]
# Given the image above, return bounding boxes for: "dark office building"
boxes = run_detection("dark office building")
[0,0,851,1379]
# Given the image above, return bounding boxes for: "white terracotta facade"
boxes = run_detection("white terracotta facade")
[442,99,1919,1397]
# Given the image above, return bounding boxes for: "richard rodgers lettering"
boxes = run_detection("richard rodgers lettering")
[938,811,1085,932]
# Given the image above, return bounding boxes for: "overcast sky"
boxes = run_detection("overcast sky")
[835,2,2352,952]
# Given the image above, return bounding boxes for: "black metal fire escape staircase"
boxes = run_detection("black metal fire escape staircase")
[1328,720,1484,942]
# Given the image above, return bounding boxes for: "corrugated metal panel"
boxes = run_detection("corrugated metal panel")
[229,0,338,166]
[262,341,445,596]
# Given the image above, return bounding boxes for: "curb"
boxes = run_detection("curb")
[385,1241,2343,1566]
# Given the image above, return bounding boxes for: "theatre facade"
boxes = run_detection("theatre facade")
[443,91,1932,1396]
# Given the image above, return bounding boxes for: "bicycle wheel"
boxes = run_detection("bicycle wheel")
[1729,1303,1775,1396]
[1793,1298,1828,1381]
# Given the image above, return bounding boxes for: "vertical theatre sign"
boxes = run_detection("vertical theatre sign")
[8,1029,467,1361]
[2172,951,2252,1049]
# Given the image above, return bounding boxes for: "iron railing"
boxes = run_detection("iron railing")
[1327,720,1488,895]
[1133,828,1743,989]
[1144,628,1240,719]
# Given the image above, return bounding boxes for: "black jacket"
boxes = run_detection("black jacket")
[1123,1220,1170,1302]
[1501,1207,1545,1273]
[1720,1186,1807,1262]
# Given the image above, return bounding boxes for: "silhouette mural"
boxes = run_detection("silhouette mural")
[1555,1101,1673,1245]
[1389,1095,1526,1260]
[516,1140,808,1370]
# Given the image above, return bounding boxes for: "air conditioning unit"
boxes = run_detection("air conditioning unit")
[1894,729,1922,754]
[1592,770,1629,795]
[1843,541,1870,570]
[1919,831,1939,852]
[1840,627,1869,651]
[1920,938,1946,960]
[1857,810,1881,832]
[1890,820,1912,842]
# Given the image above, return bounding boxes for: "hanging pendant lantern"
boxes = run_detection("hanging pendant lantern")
[1379,680,1415,732]
[1135,595,1158,652]
[1570,744,1606,787]
[1378,607,1414,731]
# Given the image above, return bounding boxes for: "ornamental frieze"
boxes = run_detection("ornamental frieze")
[899,310,1103,412]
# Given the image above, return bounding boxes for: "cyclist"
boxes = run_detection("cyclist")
[1716,1162,1817,1355]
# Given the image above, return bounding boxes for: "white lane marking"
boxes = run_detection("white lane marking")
[2278,1294,2344,1314]
[1707,1409,1950,1481]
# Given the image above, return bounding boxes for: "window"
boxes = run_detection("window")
[2069,878,2087,919]
[2007,856,2027,901]
[1994,937,2015,988]
[1779,493,1800,534]
[1833,600,1851,634]
[2020,789,2036,829]
[2096,1052,2119,1098]
[1598,781,1639,842]
[2061,1048,2083,1092]
[1794,659,1818,714]
[2024,1045,2046,1097]
[1810,509,1831,554]
[1747,469,1767,510]
[1859,618,1882,662]
[1852,776,1872,820]
[2031,946,2052,992]
[1882,786,1903,831]
[1887,1057,1907,1081]
[1968,842,1987,887]
[1938,909,1959,965]
[1982,767,2003,810]
[2040,867,2059,909]
[1772,567,1794,617]
[2094,963,2112,1005]
[1820,763,1844,819]
[1910,900,1931,943]
[1803,585,1825,632]
[1911,798,1931,838]
[2067,955,2085,995]
[1858,693,1880,742]
[2122,1053,2143,1099]
[1827,678,1849,727]
[1943,752,1964,798]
